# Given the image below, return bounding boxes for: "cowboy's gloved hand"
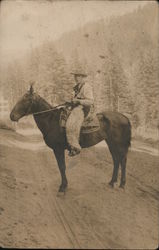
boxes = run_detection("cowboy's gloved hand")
[72,98,80,105]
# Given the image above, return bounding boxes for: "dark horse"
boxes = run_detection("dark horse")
[10,86,131,193]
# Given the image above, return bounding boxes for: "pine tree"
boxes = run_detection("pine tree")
[134,48,159,128]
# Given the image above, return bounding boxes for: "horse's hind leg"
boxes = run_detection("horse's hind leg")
[119,154,127,188]
[109,153,120,188]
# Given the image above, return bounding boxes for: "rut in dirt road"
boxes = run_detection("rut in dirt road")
[0,130,158,248]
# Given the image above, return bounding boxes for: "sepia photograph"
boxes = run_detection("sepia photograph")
[0,0,158,249]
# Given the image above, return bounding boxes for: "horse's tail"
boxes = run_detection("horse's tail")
[125,119,132,148]
[102,111,132,149]
[118,113,132,149]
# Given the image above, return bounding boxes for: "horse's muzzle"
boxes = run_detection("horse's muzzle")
[10,112,19,122]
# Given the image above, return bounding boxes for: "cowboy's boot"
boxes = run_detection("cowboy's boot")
[68,146,81,157]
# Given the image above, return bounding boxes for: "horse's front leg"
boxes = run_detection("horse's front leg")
[53,146,68,193]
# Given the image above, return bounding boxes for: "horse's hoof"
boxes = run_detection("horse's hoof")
[108,181,114,188]
[58,185,67,193]
[56,191,65,197]
[119,184,125,189]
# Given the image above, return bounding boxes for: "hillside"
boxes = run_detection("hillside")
[53,3,158,125]
[0,2,158,134]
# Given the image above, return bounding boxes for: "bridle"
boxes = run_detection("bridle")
[25,98,34,116]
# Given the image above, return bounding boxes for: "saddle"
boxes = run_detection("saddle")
[60,105,100,134]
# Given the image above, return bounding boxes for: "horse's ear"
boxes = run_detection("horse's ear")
[29,82,34,94]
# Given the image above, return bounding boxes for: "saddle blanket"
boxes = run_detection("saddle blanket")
[60,106,100,134]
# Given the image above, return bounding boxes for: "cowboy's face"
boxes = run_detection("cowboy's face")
[74,75,84,84]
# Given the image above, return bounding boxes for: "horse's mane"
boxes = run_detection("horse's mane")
[33,93,64,119]
[34,93,53,109]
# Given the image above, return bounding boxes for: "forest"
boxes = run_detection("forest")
[0,2,158,138]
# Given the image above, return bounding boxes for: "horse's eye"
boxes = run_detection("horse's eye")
[23,94,29,100]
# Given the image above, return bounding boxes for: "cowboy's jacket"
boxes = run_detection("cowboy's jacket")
[73,82,94,107]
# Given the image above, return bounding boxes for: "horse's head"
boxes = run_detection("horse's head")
[10,85,36,121]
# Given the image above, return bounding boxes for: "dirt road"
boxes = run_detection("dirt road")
[0,129,158,249]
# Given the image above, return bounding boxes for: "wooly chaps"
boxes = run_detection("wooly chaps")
[66,105,84,150]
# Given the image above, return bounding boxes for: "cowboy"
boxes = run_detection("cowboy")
[66,69,94,156]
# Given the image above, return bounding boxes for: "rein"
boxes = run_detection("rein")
[27,102,70,116]
[32,104,66,116]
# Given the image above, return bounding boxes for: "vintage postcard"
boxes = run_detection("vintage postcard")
[0,0,158,249]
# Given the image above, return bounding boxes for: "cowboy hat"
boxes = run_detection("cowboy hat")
[70,69,87,77]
